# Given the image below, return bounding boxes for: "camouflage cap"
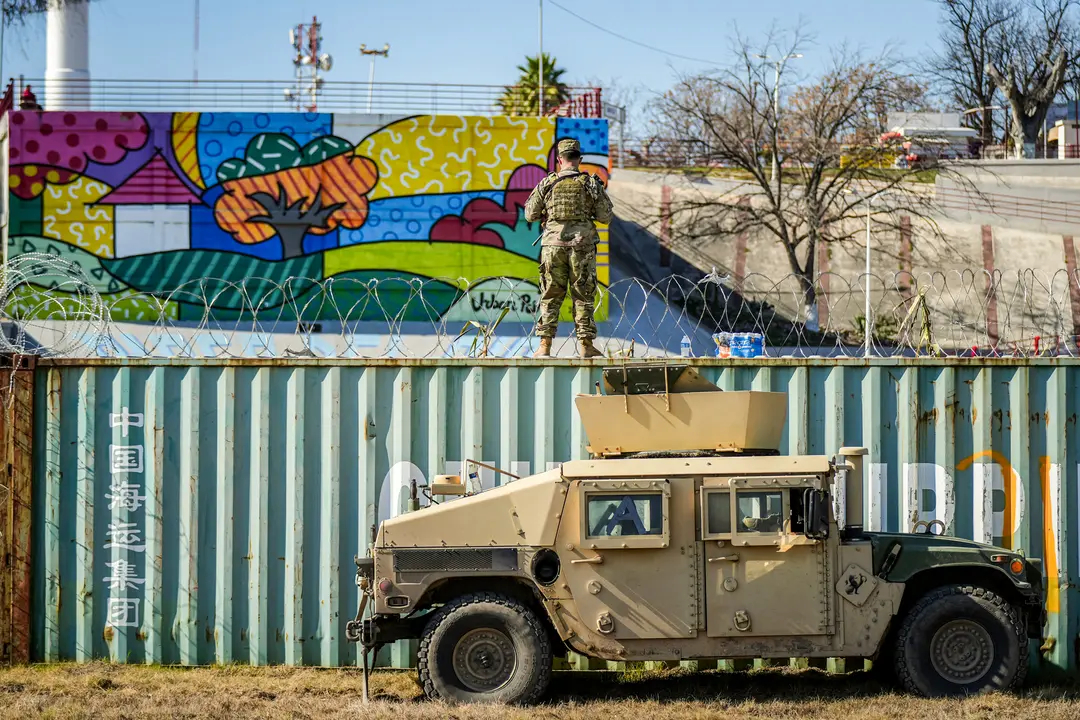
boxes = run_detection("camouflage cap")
[557,138,582,157]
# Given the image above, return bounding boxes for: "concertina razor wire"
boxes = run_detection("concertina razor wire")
[2,252,1080,360]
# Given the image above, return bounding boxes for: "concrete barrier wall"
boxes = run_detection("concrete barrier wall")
[29,358,1080,675]
[609,170,1080,349]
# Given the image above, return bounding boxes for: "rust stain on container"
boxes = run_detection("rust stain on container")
[0,355,36,664]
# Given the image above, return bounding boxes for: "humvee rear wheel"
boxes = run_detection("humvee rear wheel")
[418,592,552,704]
[894,584,1027,697]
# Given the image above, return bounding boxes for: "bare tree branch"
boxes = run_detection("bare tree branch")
[922,0,1017,150]
[648,31,955,331]
[2,0,94,26]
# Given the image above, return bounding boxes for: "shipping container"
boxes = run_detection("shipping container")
[20,358,1080,676]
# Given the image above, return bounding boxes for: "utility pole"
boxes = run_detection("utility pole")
[756,53,802,192]
[538,0,544,116]
[359,43,390,114]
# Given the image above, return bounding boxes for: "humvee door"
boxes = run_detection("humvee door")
[701,475,831,637]
[561,477,698,640]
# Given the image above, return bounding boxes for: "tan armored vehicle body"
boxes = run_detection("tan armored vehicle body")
[347,366,1046,705]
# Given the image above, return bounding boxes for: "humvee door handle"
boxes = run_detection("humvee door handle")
[571,556,604,565]
[708,554,740,563]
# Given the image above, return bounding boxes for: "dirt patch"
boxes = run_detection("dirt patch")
[0,663,1076,719]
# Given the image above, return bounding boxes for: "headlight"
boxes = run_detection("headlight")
[990,553,1028,575]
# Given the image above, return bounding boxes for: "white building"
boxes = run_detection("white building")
[884,112,978,165]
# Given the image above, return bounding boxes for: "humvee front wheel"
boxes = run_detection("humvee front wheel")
[418,592,552,704]
[894,584,1027,697]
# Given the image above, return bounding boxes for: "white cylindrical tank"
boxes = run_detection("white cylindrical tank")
[45,0,91,110]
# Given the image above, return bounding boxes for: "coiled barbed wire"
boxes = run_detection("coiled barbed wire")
[1,253,1078,359]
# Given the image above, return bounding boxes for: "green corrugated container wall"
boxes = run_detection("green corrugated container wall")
[28,358,1080,677]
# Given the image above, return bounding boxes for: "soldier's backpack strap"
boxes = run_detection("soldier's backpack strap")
[539,170,584,205]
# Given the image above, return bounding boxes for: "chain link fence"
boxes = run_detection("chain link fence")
[1,253,1078,359]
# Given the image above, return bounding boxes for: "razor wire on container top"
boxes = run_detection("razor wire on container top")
[2,252,1080,360]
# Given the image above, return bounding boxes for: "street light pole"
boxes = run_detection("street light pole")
[756,53,802,190]
[771,62,781,184]
[359,43,390,114]
[864,197,872,358]
[367,58,376,112]
[538,0,544,117]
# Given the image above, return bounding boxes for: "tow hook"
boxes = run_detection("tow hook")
[1040,636,1056,655]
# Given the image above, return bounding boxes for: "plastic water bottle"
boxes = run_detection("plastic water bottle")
[680,335,692,357]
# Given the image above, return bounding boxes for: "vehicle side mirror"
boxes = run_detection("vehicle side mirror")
[804,488,830,540]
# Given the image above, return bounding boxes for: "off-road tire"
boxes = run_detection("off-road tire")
[418,592,552,704]
[894,584,1027,697]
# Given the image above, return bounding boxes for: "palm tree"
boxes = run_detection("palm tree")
[497,54,570,116]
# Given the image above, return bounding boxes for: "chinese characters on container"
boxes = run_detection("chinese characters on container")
[103,408,146,629]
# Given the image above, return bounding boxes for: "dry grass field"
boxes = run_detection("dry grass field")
[0,663,1077,719]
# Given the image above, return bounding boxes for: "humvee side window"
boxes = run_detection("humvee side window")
[586,493,663,537]
[736,490,784,534]
[788,488,806,533]
[705,491,732,535]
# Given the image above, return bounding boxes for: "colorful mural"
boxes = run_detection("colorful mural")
[4,112,610,324]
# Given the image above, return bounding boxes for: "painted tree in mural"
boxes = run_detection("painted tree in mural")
[214,134,379,259]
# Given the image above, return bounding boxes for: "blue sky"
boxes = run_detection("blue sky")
[3,0,942,98]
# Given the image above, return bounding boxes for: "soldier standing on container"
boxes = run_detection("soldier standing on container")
[524,138,614,358]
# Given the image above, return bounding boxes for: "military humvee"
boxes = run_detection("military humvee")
[346,365,1046,705]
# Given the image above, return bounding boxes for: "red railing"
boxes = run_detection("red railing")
[0,80,13,116]
[978,143,1080,160]
[548,88,603,119]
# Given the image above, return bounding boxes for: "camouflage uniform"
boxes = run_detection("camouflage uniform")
[524,139,614,340]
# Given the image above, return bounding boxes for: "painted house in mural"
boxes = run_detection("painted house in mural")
[1,111,610,325]
[96,152,203,258]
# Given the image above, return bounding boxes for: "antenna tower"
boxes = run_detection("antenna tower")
[284,16,333,112]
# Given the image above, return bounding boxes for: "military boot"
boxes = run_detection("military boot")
[578,339,603,358]
[533,337,553,358]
